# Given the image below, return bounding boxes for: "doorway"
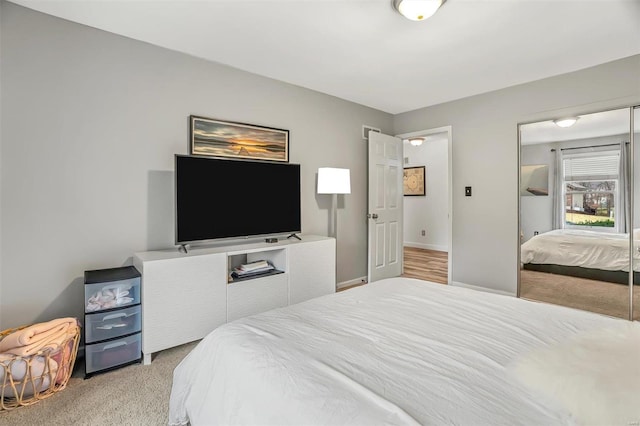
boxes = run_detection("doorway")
[397,126,452,284]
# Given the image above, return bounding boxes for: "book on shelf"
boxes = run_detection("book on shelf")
[230,260,278,279]
[232,265,274,276]
[238,260,270,272]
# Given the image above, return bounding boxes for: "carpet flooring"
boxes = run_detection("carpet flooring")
[520,269,640,320]
[0,341,197,426]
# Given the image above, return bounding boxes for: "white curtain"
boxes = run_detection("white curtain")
[552,149,563,229]
[619,141,630,233]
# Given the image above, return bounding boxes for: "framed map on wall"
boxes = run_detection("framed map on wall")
[404,166,425,196]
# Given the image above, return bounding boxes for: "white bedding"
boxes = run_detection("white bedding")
[521,228,637,271]
[169,277,625,426]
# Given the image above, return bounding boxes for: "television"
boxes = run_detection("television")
[175,155,301,245]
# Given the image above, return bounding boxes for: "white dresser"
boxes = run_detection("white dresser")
[133,235,335,364]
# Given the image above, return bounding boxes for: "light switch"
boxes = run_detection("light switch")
[465,186,472,196]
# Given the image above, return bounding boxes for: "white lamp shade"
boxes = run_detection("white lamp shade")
[317,168,351,194]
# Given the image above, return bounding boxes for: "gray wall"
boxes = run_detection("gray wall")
[0,3,392,328]
[394,55,640,294]
[2,2,640,329]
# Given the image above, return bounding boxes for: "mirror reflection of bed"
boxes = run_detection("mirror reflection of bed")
[519,107,638,320]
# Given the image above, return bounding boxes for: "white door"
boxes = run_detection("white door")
[368,132,403,282]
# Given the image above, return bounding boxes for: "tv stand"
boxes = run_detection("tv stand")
[133,235,335,364]
[287,233,302,241]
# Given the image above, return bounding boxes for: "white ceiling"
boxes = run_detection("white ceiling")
[520,107,633,145]
[9,0,640,114]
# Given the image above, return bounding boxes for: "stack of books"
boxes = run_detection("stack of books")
[230,260,275,280]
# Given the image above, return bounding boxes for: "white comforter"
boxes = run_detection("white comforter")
[169,277,623,425]
[521,228,637,271]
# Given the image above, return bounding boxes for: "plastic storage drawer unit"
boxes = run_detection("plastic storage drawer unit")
[84,265,142,378]
[85,305,141,344]
[85,333,142,374]
[84,268,141,313]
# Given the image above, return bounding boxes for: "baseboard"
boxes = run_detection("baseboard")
[337,276,368,290]
[403,242,448,252]
[450,281,515,297]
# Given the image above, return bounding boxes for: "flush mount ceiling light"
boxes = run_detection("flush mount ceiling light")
[553,117,580,128]
[409,137,424,146]
[393,0,446,21]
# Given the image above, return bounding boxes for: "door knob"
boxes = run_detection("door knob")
[367,213,379,219]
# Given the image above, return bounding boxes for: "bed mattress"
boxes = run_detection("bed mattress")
[521,228,637,271]
[169,277,624,425]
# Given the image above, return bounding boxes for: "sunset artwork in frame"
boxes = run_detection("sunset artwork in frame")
[190,116,289,162]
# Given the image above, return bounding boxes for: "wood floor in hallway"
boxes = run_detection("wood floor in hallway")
[339,246,448,292]
[402,247,448,284]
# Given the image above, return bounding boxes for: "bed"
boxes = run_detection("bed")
[521,228,640,284]
[168,277,635,425]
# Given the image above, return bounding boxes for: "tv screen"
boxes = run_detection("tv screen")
[175,155,301,244]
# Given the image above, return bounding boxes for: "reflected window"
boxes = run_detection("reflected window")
[562,151,619,230]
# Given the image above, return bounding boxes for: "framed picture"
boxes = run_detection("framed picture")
[520,164,549,196]
[403,166,425,196]
[190,115,289,162]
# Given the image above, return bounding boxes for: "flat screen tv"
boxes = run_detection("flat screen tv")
[175,155,301,245]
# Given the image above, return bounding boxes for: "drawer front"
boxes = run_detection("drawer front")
[85,278,141,313]
[227,274,288,322]
[85,333,141,374]
[85,305,141,344]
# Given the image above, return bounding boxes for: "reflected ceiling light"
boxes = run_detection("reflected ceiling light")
[393,0,446,21]
[553,117,580,128]
[409,137,424,146]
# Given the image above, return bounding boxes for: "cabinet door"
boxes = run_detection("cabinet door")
[288,239,336,305]
[227,274,288,322]
[140,253,226,354]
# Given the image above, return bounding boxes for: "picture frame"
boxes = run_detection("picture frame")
[403,166,425,196]
[190,115,289,162]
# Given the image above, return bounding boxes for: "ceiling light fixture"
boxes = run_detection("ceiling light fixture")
[409,138,424,146]
[393,0,446,21]
[553,117,580,128]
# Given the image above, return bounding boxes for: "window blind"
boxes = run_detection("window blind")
[563,153,619,181]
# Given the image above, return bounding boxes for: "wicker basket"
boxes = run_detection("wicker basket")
[0,321,80,411]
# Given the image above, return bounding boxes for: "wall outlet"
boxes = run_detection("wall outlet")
[534,231,539,236]
[421,230,426,236]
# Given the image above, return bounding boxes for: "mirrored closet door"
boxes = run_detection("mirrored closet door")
[519,107,634,320]
[633,106,640,321]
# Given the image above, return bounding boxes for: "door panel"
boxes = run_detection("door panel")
[368,132,403,282]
